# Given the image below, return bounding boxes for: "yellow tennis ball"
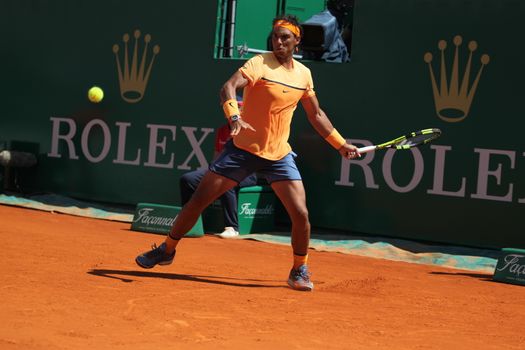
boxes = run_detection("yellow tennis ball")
[88,86,104,103]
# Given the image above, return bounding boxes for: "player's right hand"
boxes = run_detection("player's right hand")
[339,143,361,159]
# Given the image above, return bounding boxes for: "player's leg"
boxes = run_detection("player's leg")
[270,180,310,256]
[260,152,309,256]
[136,171,237,268]
[259,149,313,291]
[170,171,237,242]
[136,140,255,269]
[270,180,313,291]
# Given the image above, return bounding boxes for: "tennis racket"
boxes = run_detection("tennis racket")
[357,128,442,154]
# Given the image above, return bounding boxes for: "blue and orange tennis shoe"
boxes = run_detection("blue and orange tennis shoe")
[135,242,175,269]
[287,265,314,291]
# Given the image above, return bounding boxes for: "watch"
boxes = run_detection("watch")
[230,114,241,122]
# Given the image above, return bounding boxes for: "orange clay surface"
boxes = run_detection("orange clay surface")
[1,204,524,350]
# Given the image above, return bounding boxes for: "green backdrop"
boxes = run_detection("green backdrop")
[0,0,523,249]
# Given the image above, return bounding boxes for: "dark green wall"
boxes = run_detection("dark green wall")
[1,0,523,249]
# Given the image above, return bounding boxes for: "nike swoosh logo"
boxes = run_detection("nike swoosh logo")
[229,102,235,107]
[282,90,290,93]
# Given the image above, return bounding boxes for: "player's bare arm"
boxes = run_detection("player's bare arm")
[220,71,256,136]
[301,95,360,159]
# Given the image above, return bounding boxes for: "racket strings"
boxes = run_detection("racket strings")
[367,128,442,152]
[394,129,441,148]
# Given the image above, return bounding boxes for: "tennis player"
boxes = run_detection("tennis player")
[136,14,360,291]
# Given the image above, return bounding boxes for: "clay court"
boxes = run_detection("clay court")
[1,204,524,350]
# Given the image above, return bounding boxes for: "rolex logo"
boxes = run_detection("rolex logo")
[424,35,490,122]
[112,29,160,103]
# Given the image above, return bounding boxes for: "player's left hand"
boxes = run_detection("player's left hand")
[339,143,361,159]
[230,118,256,136]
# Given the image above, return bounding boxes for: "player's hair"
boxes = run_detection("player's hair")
[272,14,303,38]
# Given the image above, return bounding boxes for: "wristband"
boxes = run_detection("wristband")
[325,129,346,150]
[222,99,240,119]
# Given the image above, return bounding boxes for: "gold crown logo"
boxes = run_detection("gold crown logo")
[112,29,160,103]
[424,35,490,122]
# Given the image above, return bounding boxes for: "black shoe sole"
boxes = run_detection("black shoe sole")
[135,257,174,269]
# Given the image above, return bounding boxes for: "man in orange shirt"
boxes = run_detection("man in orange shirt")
[136,15,360,291]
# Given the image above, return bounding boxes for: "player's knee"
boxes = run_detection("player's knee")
[291,207,309,225]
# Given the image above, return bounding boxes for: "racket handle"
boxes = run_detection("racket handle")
[356,145,377,154]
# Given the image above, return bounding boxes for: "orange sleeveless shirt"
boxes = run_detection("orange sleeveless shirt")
[235,52,315,160]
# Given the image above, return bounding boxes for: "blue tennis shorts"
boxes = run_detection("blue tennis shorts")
[209,140,302,184]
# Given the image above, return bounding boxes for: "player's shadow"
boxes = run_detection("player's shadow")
[87,268,285,289]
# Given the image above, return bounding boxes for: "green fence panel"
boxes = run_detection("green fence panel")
[1,0,523,249]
